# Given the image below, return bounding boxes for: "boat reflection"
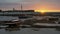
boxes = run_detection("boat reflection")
[0,25,60,31]
[5,26,20,31]
[55,27,60,31]
[31,28,40,31]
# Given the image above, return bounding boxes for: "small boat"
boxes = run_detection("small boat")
[32,23,60,28]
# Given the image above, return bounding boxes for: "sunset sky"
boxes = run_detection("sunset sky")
[0,0,60,11]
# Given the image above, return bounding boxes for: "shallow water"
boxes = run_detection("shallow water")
[0,28,60,34]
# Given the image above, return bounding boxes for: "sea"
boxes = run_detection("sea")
[0,27,60,34]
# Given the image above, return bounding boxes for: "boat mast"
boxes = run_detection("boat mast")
[21,4,23,10]
[13,8,15,11]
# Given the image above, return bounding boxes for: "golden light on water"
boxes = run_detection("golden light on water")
[35,10,46,14]
[35,10,60,15]
[35,10,60,12]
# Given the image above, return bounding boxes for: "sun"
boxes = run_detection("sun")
[40,10,45,14]
[35,10,46,14]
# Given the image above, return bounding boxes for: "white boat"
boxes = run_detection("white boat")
[33,23,60,27]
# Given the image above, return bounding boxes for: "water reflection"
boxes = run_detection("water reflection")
[31,28,40,31]
[0,25,60,31]
[56,27,60,31]
[5,26,20,31]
